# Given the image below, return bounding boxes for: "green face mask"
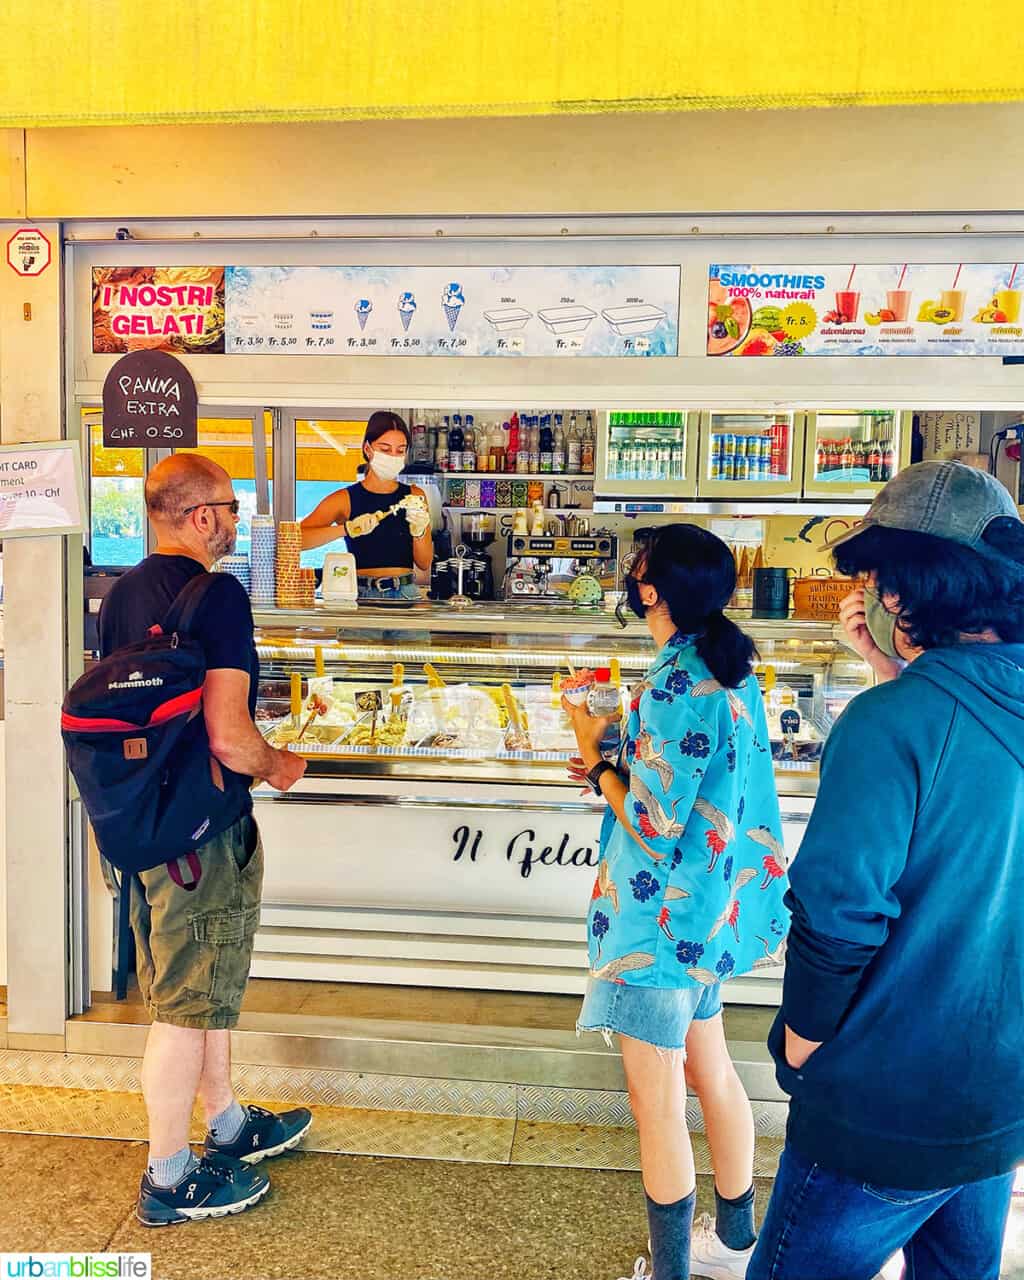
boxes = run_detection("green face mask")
[865,588,901,659]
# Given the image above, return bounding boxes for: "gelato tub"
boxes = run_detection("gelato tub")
[602,304,667,336]
[484,307,532,331]
[538,305,597,335]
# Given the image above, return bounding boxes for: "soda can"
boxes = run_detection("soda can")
[758,435,772,478]
[710,433,723,480]
[721,433,737,481]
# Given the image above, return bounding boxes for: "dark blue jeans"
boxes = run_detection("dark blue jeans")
[748,1144,1014,1280]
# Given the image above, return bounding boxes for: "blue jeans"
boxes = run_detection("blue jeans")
[748,1144,1014,1280]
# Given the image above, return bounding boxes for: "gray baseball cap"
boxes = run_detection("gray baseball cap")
[823,460,1022,561]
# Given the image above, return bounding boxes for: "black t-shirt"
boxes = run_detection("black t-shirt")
[99,554,260,797]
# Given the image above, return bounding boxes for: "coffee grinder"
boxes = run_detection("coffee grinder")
[459,512,497,600]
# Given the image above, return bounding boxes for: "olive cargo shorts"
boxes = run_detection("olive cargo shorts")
[129,814,263,1030]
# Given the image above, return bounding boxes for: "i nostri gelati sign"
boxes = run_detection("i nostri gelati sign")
[101,351,198,448]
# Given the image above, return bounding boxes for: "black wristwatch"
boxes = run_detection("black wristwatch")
[587,760,617,795]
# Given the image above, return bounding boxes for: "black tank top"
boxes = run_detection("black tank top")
[346,480,414,572]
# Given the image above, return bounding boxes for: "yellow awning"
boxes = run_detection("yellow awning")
[1,0,1021,127]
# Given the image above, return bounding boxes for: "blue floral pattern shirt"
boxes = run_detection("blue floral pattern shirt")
[587,632,790,988]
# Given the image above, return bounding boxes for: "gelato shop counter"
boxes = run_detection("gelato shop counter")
[247,603,871,1002]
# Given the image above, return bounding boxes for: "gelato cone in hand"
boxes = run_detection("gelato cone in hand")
[399,494,431,538]
[345,509,388,539]
[355,299,373,331]
[442,282,465,332]
[398,291,417,332]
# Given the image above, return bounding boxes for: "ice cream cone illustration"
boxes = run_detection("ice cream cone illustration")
[355,299,373,331]
[397,291,417,332]
[442,282,465,331]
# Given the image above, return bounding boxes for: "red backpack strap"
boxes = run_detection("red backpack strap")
[166,851,203,891]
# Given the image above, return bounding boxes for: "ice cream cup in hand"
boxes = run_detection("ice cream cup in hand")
[561,670,595,706]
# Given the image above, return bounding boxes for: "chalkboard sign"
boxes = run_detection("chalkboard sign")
[102,350,198,448]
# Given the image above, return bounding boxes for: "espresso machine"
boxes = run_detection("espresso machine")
[503,532,619,605]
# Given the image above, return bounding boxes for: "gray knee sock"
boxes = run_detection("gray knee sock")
[715,1183,756,1251]
[646,1188,696,1280]
[209,1098,248,1143]
[148,1145,198,1188]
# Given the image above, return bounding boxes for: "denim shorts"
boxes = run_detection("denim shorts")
[577,977,724,1052]
[356,578,421,601]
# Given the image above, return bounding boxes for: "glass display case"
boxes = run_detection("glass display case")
[595,410,700,498]
[696,410,805,499]
[803,409,913,500]
[252,604,873,796]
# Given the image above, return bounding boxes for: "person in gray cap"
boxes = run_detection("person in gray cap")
[748,461,1024,1280]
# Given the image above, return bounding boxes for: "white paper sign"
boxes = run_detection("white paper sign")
[0,441,85,538]
[917,411,982,460]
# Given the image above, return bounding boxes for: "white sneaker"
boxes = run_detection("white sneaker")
[689,1212,755,1280]
[617,1259,653,1280]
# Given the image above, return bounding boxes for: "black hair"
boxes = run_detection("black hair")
[834,521,1024,649]
[362,410,411,461]
[636,524,757,688]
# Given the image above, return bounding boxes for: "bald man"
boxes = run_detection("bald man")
[99,456,309,1227]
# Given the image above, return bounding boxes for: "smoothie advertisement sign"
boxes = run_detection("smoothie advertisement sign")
[706,263,1024,357]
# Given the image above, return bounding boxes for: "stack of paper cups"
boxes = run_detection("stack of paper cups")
[250,515,277,604]
[275,521,306,608]
[217,554,252,594]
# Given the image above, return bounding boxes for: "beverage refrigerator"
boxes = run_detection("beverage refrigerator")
[695,410,805,499]
[802,410,913,500]
[594,409,700,499]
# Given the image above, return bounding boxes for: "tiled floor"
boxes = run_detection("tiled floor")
[0,1132,1021,1279]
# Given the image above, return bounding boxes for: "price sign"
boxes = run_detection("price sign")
[101,350,198,448]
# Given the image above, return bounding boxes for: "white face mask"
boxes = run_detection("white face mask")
[367,449,406,482]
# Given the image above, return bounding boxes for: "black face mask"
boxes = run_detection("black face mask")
[617,576,651,629]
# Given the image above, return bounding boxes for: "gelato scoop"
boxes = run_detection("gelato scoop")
[561,669,596,706]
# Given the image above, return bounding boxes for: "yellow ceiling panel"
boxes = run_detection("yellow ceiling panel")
[0,0,1020,127]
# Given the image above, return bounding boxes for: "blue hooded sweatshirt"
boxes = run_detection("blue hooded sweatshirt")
[771,643,1024,1189]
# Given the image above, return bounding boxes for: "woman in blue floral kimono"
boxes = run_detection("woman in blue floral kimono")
[563,525,790,1280]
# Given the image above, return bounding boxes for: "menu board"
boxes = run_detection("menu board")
[707,263,1024,357]
[225,265,680,357]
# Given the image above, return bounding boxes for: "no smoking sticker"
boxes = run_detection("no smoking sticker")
[6,227,52,277]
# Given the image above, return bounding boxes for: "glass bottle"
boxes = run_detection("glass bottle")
[539,417,554,473]
[448,414,464,473]
[567,411,581,472]
[552,419,566,473]
[581,411,595,474]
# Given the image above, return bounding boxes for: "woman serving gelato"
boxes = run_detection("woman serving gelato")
[300,411,433,600]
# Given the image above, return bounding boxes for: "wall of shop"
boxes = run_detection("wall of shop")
[22,102,1024,219]
[0,130,24,218]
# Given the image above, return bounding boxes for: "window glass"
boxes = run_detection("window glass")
[86,412,145,566]
[175,413,274,558]
[296,417,366,569]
